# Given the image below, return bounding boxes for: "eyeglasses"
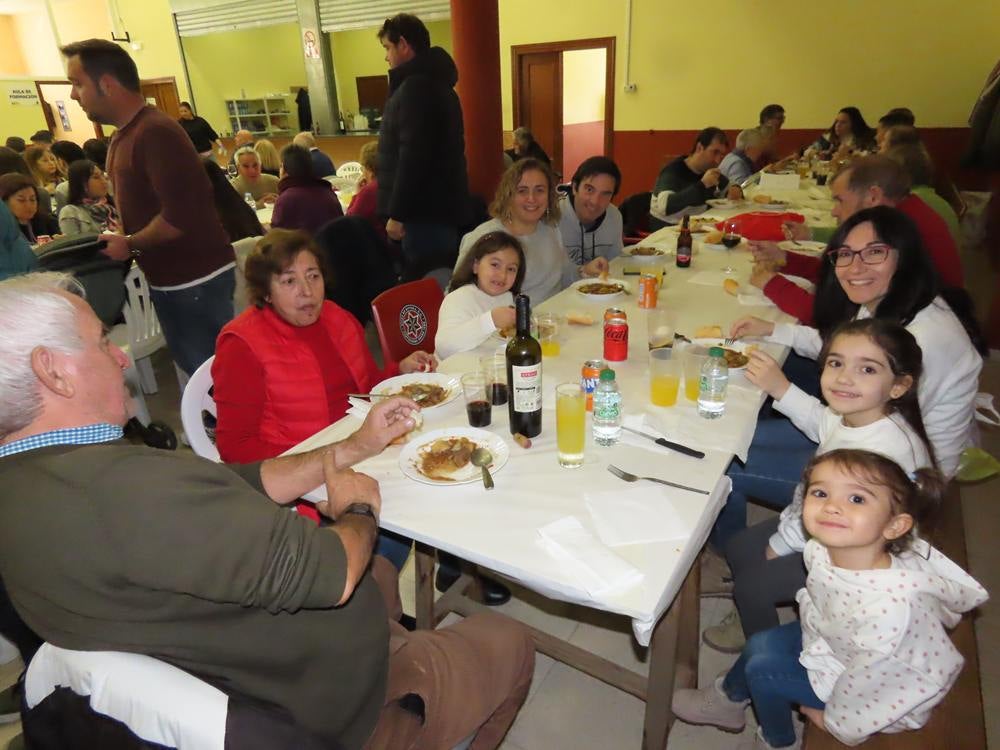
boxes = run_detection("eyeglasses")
[826,242,893,267]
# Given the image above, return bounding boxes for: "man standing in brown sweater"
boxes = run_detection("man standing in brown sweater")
[0,273,534,749]
[62,39,235,376]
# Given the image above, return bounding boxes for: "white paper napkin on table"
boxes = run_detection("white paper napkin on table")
[347,397,371,420]
[537,517,644,596]
[686,270,731,287]
[584,486,691,547]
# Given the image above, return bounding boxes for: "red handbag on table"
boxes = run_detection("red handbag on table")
[714,211,805,241]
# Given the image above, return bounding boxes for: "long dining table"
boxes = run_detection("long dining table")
[287,180,832,748]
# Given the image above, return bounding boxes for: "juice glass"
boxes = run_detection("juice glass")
[538,313,560,357]
[646,308,675,350]
[649,348,681,407]
[555,383,586,468]
[682,349,709,402]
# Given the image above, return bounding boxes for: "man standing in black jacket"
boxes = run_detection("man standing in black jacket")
[377,14,470,281]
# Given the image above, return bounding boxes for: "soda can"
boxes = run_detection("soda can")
[638,273,658,309]
[581,358,606,411]
[604,316,628,362]
[604,307,627,322]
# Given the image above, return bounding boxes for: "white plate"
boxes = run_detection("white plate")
[689,338,753,370]
[706,198,744,208]
[752,202,790,211]
[623,246,670,262]
[573,278,629,301]
[370,372,461,409]
[399,427,510,486]
[778,240,827,255]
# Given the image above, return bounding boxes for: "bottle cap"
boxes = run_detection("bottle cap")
[600,369,616,381]
[708,347,725,357]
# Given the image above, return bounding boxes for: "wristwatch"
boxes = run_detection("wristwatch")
[342,502,378,527]
[125,234,141,259]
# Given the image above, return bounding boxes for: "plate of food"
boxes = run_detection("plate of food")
[399,427,510,485]
[370,373,461,409]
[623,245,669,262]
[573,278,629,301]
[750,194,790,211]
[707,198,743,208]
[778,240,827,255]
[690,337,753,369]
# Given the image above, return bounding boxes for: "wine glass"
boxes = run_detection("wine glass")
[226,163,237,179]
[721,219,740,274]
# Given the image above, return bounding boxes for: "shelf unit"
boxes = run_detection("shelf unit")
[225,96,295,137]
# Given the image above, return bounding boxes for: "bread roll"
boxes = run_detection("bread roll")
[704,230,723,244]
[752,193,773,204]
[723,278,740,296]
[566,312,595,326]
[695,324,723,338]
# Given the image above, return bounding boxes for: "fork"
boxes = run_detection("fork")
[723,337,737,346]
[607,465,710,495]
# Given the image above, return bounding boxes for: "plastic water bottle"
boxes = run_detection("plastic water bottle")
[697,347,728,419]
[592,369,623,446]
[244,192,256,210]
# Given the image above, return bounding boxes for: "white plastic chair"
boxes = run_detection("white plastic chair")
[25,642,228,750]
[335,161,363,178]
[180,356,219,461]
[109,264,165,395]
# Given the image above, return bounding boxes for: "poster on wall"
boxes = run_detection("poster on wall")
[303,29,320,59]
[6,85,39,106]
[55,101,72,131]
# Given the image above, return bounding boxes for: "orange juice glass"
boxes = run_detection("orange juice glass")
[649,348,680,406]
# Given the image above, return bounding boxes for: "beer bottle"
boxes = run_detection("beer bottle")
[676,215,692,268]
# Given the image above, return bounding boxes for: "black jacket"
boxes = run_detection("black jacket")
[377,47,469,226]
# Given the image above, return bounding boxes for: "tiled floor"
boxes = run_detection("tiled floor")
[3,312,998,750]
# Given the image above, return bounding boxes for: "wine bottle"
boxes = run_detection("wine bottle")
[506,294,542,437]
[676,214,692,268]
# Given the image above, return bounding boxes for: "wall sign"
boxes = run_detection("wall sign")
[55,101,72,131]
[303,29,320,59]
[7,85,39,106]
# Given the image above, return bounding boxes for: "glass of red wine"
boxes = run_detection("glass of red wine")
[721,219,741,274]
[480,353,508,405]
[461,372,492,427]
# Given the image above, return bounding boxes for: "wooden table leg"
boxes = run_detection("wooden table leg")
[641,556,701,750]
[414,542,436,630]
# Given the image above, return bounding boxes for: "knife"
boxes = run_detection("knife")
[621,426,705,459]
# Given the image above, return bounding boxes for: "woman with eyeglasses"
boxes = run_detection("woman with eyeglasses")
[707,206,984,557]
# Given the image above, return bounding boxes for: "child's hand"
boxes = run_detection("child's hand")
[581,257,609,278]
[801,706,825,731]
[729,316,775,340]
[491,306,516,330]
[744,350,790,400]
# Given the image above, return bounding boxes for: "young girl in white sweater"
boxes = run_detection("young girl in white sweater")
[675,448,987,748]
[704,319,936,654]
[435,231,525,359]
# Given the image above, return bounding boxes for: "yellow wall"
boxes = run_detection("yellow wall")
[13,9,63,77]
[0,80,50,138]
[499,0,1000,130]
[114,0,189,98]
[0,17,27,76]
[329,19,453,119]
[563,48,605,124]
[182,23,306,137]
[50,0,111,46]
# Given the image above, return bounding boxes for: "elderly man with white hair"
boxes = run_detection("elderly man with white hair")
[719,127,771,185]
[292,130,336,178]
[0,272,534,749]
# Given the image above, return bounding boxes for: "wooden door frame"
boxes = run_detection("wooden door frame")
[140,76,182,118]
[511,37,616,159]
[33,80,105,139]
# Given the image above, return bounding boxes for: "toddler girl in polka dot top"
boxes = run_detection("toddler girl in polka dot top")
[673,448,987,747]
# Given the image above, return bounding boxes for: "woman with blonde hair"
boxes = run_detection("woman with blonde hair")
[253,138,281,177]
[453,158,606,303]
[23,145,60,196]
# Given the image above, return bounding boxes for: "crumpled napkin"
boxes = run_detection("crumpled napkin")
[537,517,644,596]
[347,396,371,421]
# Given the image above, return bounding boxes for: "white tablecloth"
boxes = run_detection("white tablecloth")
[290,234,801,645]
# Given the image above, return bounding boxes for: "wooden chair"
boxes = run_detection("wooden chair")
[370,278,443,366]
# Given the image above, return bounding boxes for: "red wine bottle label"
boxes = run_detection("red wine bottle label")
[511,363,542,412]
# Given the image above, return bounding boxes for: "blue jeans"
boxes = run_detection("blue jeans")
[710,417,816,552]
[401,223,458,282]
[149,269,236,376]
[723,623,824,747]
[376,530,412,571]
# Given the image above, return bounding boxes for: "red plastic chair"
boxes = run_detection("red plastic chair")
[370,278,444,365]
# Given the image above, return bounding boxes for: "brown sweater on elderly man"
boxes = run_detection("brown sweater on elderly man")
[107,105,234,287]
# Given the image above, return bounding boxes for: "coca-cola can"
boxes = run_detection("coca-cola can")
[581,358,606,411]
[638,273,658,308]
[604,316,628,361]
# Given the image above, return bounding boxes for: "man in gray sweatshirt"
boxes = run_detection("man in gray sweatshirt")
[557,156,624,265]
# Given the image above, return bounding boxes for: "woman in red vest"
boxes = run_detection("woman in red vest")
[212,229,433,558]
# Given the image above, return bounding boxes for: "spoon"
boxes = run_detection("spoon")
[470,447,495,490]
